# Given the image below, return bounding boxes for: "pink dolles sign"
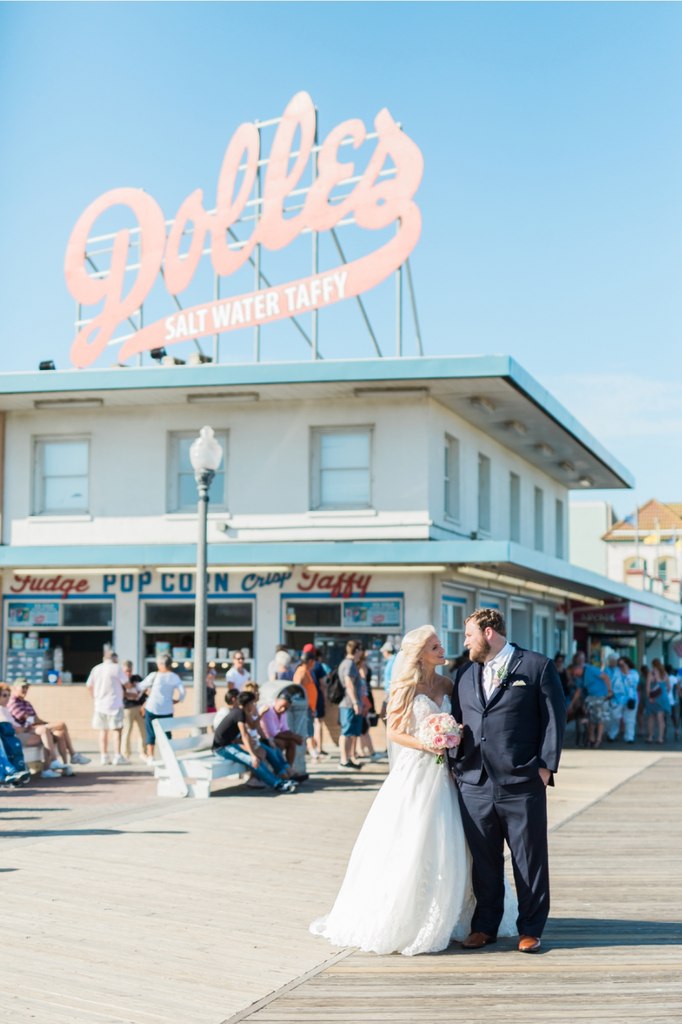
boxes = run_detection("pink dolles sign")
[65,91,424,368]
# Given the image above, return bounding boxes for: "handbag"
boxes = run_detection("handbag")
[626,698,636,710]
[649,685,662,700]
[367,711,379,728]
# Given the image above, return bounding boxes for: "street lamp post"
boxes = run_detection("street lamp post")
[190,425,224,716]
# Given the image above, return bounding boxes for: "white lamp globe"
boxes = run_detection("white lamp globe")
[190,426,223,473]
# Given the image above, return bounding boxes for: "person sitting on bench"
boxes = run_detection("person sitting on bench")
[213,691,297,793]
[259,695,304,768]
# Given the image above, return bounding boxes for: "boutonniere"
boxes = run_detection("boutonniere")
[493,666,510,688]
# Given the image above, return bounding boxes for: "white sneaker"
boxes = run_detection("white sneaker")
[145,755,156,766]
[50,759,67,771]
[370,752,388,762]
[61,765,75,776]
[70,753,91,765]
[41,769,60,778]
[246,777,267,789]
[100,753,110,765]
[112,754,130,766]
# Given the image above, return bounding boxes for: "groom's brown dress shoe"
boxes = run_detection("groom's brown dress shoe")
[461,932,496,949]
[518,935,541,952]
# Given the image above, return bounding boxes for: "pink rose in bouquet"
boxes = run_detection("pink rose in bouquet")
[418,713,463,764]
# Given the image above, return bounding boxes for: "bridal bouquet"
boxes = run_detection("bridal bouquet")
[418,713,462,764]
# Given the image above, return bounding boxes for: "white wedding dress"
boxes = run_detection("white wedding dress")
[310,694,518,955]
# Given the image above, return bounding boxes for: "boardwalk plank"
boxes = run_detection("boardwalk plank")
[238,758,682,1024]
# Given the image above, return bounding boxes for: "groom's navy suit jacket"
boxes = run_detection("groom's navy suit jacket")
[450,645,566,786]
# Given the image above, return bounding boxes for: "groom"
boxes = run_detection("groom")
[450,608,566,953]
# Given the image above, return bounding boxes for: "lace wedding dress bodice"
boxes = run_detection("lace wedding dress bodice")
[310,691,518,956]
[410,691,452,730]
[389,692,453,771]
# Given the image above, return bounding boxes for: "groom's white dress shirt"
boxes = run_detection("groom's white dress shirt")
[482,641,515,702]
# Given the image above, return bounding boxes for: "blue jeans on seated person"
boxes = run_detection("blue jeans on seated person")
[260,740,288,776]
[215,743,283,789]
[0,737,17,780]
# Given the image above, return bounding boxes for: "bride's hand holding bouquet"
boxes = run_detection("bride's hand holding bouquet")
[418,713,462,764]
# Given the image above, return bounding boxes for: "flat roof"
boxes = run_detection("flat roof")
[0,355,633,489]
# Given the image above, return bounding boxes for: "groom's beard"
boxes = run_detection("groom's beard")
[470,636,492,663]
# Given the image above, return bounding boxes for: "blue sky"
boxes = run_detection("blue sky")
[0,1,680,511]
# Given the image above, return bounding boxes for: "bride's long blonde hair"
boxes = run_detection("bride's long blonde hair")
[387,624,437,732]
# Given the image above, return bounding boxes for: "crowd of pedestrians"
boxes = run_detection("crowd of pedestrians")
[4,632,682,790]
[0,639,393,788]
[560,650,682,747]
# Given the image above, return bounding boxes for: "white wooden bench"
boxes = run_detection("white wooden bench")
[23,745,44,772]
[152,713,245,798]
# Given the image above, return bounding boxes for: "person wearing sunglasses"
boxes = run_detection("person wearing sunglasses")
[8,680,89,773]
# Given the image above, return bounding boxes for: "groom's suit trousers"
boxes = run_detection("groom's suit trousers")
[456,770,550,938]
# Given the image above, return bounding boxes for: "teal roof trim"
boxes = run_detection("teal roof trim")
[1,539,677,617]
[0,355,511,396]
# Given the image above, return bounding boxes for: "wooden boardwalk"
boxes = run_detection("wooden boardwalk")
[0,751,679,1024]
[231,757,682,1024]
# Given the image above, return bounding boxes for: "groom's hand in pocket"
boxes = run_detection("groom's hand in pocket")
[538,768,551,786]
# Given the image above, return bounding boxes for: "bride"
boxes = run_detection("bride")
[310,624,517,956]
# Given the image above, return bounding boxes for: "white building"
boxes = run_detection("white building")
[569,501,615,576]
[601,499,682,602]
[1,354,679,706]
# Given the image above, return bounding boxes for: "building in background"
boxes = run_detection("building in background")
[569,501,615,576]
[1,354,680,736]
[569,498,682,669]
[603,499,682,602]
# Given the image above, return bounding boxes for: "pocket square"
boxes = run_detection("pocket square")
[512,681,526,687]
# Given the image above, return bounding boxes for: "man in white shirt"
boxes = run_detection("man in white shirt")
[225,652,250,691]
[481,638,515,703]
[86,651,129,765]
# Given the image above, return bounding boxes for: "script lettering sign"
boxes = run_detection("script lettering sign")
[65,91,424,368]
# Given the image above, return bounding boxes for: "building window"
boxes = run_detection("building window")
[555,499,564,559]
[444,435,460,520]
[534,612,550,655]
[510,473,520,543]
[168,431,228,512]
[624,556,646,582]
[311,427,372,509]
[442,599,466,658]
[534,487,544,552]
[657,558,674,584]
[478,454,491,534]
[34,437,89,514]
